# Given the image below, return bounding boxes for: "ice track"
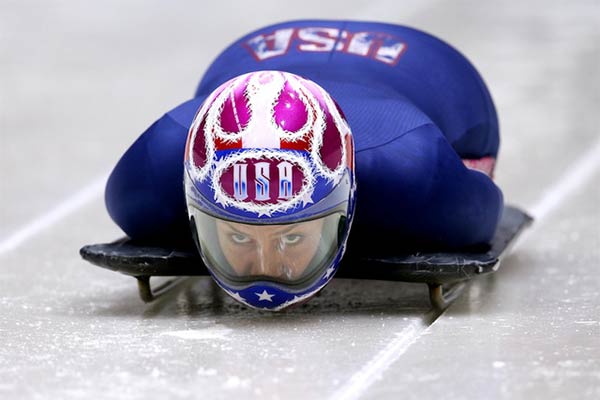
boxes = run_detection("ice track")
[1,1,599,399]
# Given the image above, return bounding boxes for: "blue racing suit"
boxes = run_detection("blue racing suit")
[105,20,503,250]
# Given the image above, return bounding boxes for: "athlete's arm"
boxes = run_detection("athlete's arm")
[353,121,503,250]
[105,97,205,242]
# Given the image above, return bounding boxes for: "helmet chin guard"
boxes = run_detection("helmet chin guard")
[184,70,356,310]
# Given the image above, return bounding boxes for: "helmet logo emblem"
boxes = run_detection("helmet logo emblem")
[232,160,294,201]
[187,71,350,216]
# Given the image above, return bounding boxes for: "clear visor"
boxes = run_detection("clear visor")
[189,206,346,289]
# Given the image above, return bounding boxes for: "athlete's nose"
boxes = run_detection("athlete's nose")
[252,243,285,278]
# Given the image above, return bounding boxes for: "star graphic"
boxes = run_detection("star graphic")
[228,291,246,303]
[214,193,228,207]
[255,289,275,302]
[300,190,314,207]
[257,208,272,217]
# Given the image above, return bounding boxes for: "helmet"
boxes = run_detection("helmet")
[184,70,356,310]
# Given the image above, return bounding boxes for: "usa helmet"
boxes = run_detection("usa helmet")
[184,70,356,311]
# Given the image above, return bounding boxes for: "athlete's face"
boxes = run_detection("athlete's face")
[215,218,325,281]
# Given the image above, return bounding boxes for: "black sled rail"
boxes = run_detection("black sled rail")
[80,205,533,310]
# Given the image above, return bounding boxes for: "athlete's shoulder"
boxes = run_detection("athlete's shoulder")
[195,19,443,96]
[164,96,205,129]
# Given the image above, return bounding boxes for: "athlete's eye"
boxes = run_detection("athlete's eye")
[230,233,251,244]
[281,234,303,246]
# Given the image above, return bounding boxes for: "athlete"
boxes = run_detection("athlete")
[105,20,504,310]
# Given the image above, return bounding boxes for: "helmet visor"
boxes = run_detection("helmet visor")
[189,206,346,289]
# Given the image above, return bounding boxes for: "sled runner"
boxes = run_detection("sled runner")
[80,205,532,310]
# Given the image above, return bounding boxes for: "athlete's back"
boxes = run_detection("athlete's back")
[105,20,503,250]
